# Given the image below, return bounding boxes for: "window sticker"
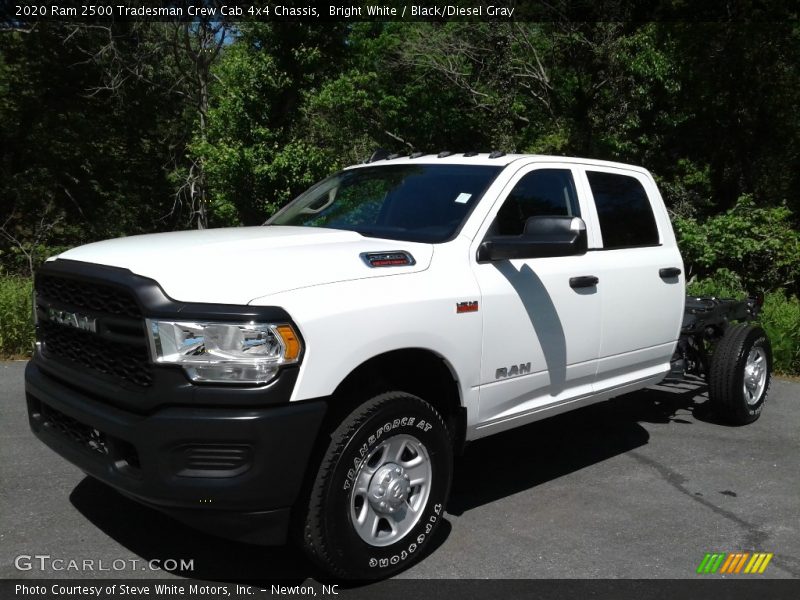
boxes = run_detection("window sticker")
[454,192,472,204]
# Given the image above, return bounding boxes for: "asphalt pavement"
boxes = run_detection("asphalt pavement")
[1,360,798,581]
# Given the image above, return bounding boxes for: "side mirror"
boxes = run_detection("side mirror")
[477,216,588,262]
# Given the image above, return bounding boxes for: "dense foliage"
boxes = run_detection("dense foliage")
[1,20,799,369]
[675,197,800,294]
[0,276,33,358]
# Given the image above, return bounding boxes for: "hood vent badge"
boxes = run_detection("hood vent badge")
[361,251,416,268]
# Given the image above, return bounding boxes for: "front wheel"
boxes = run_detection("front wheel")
[302,391,453,579]
[708,324,772,425]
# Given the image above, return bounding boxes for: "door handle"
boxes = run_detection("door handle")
[569,275,599,289]
[659,267,682,278]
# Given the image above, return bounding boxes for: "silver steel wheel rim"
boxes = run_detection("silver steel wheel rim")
[743,347,768,406]
[349,433,432,547]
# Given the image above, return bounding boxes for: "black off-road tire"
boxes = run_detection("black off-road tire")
[708,324,772,425]
[302,391,453,579]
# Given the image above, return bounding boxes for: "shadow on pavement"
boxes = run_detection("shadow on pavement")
[70,476,312,582]
[69,380,712,582]
[448,379,713,515]
[69,477,450,585]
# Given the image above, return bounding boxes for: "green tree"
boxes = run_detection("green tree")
[0,23,189,272]
[195,22,348,224]
[675,196,800,294]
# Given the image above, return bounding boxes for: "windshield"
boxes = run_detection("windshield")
[268,164,502,243]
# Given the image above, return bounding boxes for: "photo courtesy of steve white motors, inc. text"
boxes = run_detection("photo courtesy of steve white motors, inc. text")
[14,583,339,597]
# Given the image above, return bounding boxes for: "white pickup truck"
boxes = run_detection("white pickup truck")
[25,153,771,578]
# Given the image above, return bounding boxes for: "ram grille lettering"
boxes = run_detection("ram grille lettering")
[47,308,98,333]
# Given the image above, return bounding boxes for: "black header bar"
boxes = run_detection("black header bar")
[4,0,798,24]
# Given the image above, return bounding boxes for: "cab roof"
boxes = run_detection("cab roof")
[345,152,649,174]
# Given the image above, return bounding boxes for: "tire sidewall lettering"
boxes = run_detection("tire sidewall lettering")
[368,511,439,569]
[326,398,451,576]
[343,415,430,491]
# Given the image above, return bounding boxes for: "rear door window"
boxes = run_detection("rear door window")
[587,171,659,249]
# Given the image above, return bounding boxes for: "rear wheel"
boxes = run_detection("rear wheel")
[302,391,452,579]
[708,324,772,425]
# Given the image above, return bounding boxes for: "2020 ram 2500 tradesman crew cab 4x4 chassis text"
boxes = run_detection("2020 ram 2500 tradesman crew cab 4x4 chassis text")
[25,153,771,578]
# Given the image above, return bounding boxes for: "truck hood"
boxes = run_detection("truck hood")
[55,226,433,304]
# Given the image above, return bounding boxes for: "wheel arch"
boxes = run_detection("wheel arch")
[325,348,467,452]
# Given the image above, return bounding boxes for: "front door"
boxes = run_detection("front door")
[471,164,603,433]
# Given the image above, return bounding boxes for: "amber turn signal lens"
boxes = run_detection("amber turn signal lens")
[276,325,301,360]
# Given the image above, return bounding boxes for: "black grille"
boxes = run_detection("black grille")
[37,273,140,318]
[41,403,109,456]
[35,272,153,388]
[40,321,153,387]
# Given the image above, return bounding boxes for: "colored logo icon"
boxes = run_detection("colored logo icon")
[697,552,773,574]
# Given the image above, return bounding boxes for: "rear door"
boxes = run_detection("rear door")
[577,167,684,392]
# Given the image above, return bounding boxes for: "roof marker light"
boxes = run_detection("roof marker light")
[367,149,391,163]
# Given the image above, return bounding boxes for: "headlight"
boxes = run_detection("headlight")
[146,320,301,384]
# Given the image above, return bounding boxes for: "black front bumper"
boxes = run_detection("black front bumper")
[25,360,326,545]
